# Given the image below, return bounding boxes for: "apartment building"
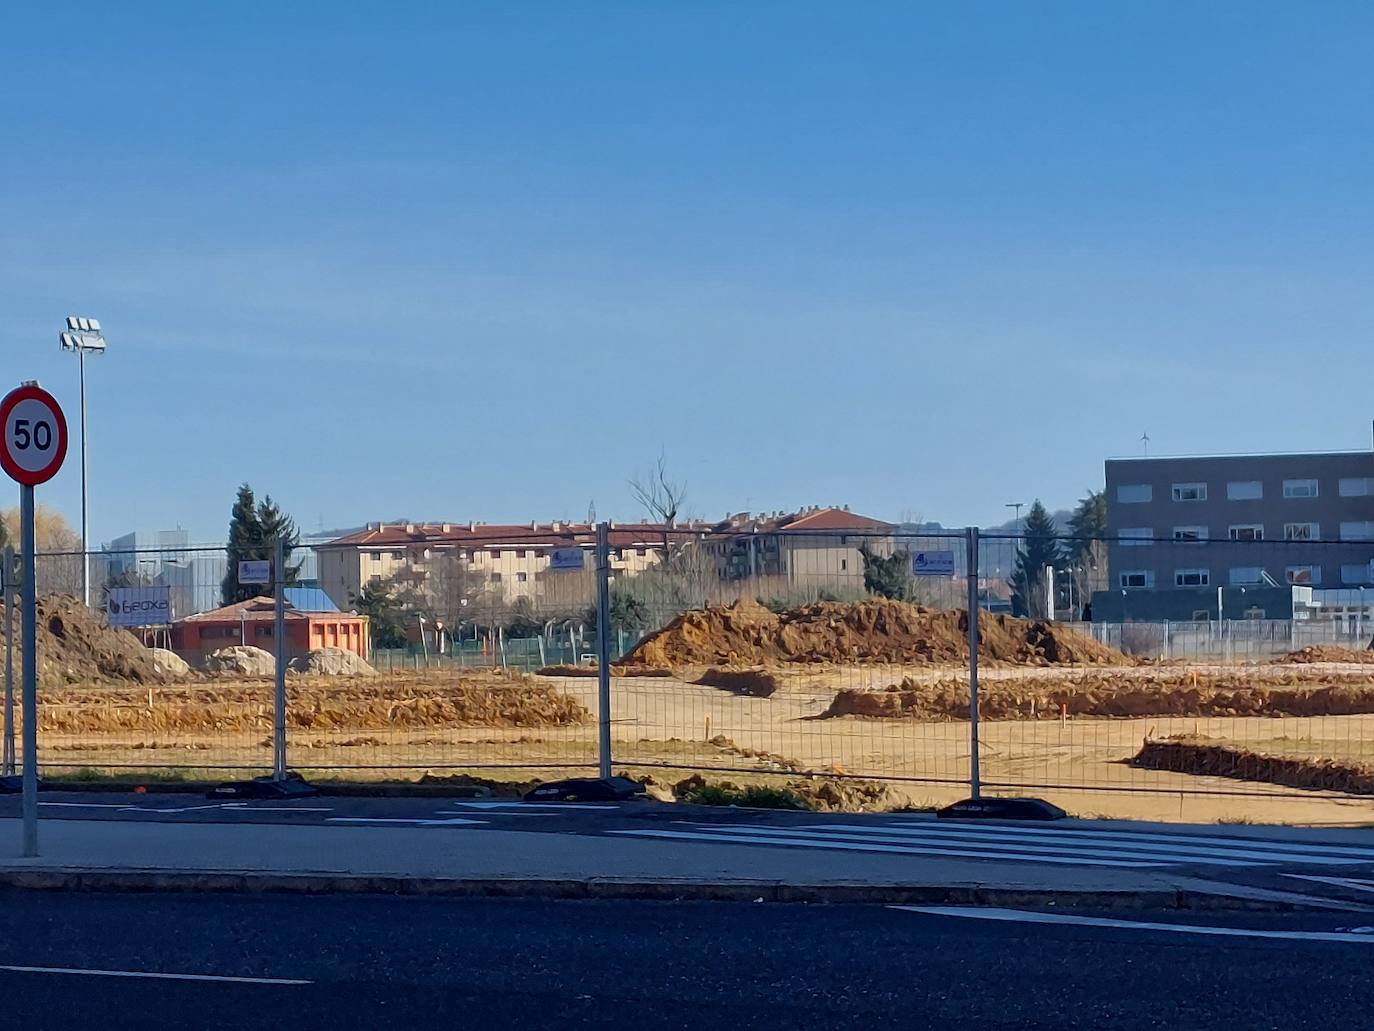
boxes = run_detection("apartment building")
[707,507,896,587]
[1097,450,1374,620]
[315,520,703,612]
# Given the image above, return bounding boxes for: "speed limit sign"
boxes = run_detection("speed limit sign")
[0,384,68,486]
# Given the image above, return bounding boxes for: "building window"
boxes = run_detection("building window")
[635,548,647,557]
[516,572,528,583]
[1283,479,1319,499]
[1339,477,1374,497]
[1117,484,1152,504]
[1284,523,1319,541]
[1226,481,1263,501]
[1341,563,1372,585]
[1175,568,1210,587]
[390,550,404,560]
[517,550,529,559]
[1191,610,1212,622]
[1228,524,1263,542]
[1172,526,1206,543]
[490,572,502,583]
[489,550,503,560]
[1228,567,1264,585]
[1340,521,1374,542]
[1286,565,1321,585]
[1171,483,1207,502]
[1242,607,1266,620]
[1118,528,1153,546]
[1119,571,1153,589]
[840,559,847,571]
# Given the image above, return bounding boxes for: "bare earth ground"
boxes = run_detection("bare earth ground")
[23,661,1374,825]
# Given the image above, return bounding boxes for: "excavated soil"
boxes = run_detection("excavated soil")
[822,670,1374,721]
[694,667,785,698]
[624,599,1131,668]
[204,646,275,676]
[289,648,377,676]
[1132,735,1374,794]
[37,673,589,735]
[1272,646,1374,665]
[1,596,165,687]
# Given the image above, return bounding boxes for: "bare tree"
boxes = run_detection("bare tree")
[629,452,687,528]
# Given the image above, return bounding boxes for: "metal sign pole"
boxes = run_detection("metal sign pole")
[20,485,38,856]
[595,522,613,780]
[2,544,14,777]
[273,536,287,781]
[965,525,982,800]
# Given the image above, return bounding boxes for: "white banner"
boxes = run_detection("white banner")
[107,586,173,627]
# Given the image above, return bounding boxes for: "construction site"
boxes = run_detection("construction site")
[7,594,1374,824]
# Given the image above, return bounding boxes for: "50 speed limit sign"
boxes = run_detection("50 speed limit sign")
[0,384,68,486]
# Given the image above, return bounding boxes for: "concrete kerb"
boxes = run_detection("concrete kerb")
[0,868,1319,911]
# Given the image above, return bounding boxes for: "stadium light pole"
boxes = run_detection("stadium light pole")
[59,317,107,607]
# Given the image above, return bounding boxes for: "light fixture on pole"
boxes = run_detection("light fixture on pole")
[59,317,107,607]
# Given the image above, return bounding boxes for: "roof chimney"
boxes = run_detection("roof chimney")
[552,521,562,532]
[441,523,452,533]
[405,523,415,534]
[531,520,538,530]
[469,521,476,532]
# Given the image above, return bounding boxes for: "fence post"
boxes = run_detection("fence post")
[272,536,287,780]
[2,546,13,777]
[595,521,613,780]
[965,526,981,799]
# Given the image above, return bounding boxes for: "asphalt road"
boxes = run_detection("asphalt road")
[1,892,1371,1030]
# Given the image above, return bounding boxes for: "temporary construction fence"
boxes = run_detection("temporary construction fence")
[4,526,1374,818]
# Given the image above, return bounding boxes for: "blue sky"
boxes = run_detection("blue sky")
[3,2,1372,543]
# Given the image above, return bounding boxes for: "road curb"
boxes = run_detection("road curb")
[0,869,1315,910]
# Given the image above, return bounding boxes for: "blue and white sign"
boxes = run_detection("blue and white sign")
[107,586,172,627]
[549,547,586,571]
[912,550,956,577]
[238,559,272,585]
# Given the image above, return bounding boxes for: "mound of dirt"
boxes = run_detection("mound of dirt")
[822,672,1374,721]
[694,667,785,698]
[2,595,165,687]
[150,649,191,678]
[1272,646,1374,665]
[203,646,275,676]
[534,664,672,678]
[1132,735,1374,794]
[289,648,376,676]
[623,599,1130,669]
[38,675,590,735]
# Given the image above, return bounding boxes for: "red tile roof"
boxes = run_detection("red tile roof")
[319,521,714,550]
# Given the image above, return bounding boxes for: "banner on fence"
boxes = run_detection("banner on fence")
[912,550,955,577]
[549,547,586,571]
[107,586,172,627]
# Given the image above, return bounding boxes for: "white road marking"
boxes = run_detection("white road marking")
[0,964,311,984]
[325,817,485,826]
[447,801,621,810]
[1284,874,1374,894]
[724,823,1368,867]
[37,802,136,809]
[609,829,1169,867]
[883,820,1374,861]
[697,825,1260,867]
[218,804,335,813]
[894,906,1374,944]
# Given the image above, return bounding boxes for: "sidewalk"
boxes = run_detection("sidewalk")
[0,813,1362,910]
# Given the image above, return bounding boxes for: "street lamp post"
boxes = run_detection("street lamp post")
[59,317,107,607]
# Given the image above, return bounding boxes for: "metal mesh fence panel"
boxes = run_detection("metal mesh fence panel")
[25,544,274,780]
[285,525,601,782]
[604,526,973,800]
[975,533,1374,814]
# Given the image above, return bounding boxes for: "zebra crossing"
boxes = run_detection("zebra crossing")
[608,819,1374,869]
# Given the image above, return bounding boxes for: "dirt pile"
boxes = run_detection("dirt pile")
[204,646,275,676]
[1,596,165,687]
[289,648,377,676]
[37,674,590,736]
[823,671,1374,721]
[694,667,784,697]
[1132,735,1374,794]
[624,599,1131,668]
[150,649,191,678]
[1273,646,1374,665]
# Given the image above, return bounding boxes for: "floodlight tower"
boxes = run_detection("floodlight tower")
[58,317,107,607]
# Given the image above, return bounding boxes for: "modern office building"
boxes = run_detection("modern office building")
[1096,449,1374,621]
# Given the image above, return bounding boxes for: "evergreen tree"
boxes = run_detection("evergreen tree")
[351,580,409,649]
[1010,500,1062,619]
[220,484,302,605]
[860,545,912,601]
[1065,489,1107,566]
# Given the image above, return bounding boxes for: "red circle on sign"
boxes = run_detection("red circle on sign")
[0,384,69,486]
